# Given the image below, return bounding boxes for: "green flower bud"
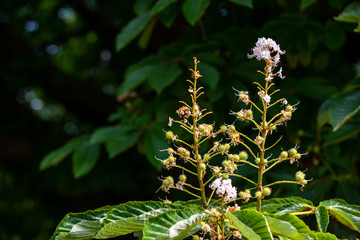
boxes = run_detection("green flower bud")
[222,174,229,179]
[165,131,174,140]
[162,159,168,165]
[229,125,236,131]
[168,156,175,163]
[166,176,174,183]
[245,189,250,194]
[239,151,248,160]
[280,151,288,158]
[289,148,297,157]
[179,174,187,182]
[233,154,240,162]
[218,144,226,152]
[255,191,262,199]
[220,125,227,132]
[225,143,230,150]
[247,110,253,117]
[263,187,271,196]
[255,157,261,164]
[199,124,206,132]
[200,163,206,170]
[295,171,305,182]
[167,148,174,154]
[269,125,276,130]
[301,179,308,185]
[203,154,210,161]
[285,105,293,112]
[295,153,301,159]
[227,154,234,160]
[193,235,200,240]
[237,111,244,119]
[222,160,230,167]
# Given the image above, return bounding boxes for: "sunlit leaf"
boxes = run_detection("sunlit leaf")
[50,207,110,240]
[72,140,100,178]
[334,1,360,23]
[226,210,274,240]
[228,0,253,8]
[39,136,84,170]
[116,12,152,52]
[319,199,360,232]
[329,91,360,131]
[142,209,209,239]
[313,232,337,240]
[95,201,173,239]
[242,197,314,214]
[315,206,329,233]
[266,213,313,240]
[182,0,210,26]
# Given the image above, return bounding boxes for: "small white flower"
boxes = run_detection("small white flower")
[263,94,271,104]
[227,186,237,201]
[209,178,222,190]
[216,185,226,195]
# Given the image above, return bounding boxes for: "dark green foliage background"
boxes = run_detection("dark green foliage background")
[0,0,359,239]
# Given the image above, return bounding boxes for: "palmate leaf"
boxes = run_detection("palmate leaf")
[265,213,314,240]
[242,197,314,214]
[142,209,210,240]
[51,201,178,240]
[226,209,274,240]
[319,199,360,232]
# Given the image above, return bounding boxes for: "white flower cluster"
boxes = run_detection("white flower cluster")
[209,178,237,201]
[247,37,285,63]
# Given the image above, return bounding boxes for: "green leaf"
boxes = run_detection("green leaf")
[151,0,177,15]
[39,136,84,170]
[266,214,313,240]
[324,21,346,50]
[144,127,170,171]
[334,1,360,23]
[148,61,182,93]
[198,62,220,90]
[89,126,135,145]
[295,77,337,100]
[139,17,158,49]
[143,209,209,239]
[226,210,274,240]
[242,197,314,214]
[159,3,178,28]
[116,12,152,52]
[313,232,338,240]
[95,201,172,239]
[329,91,360,131]
[105,130,141,158]
[228,0,253,8]
[134,0,156,15]
[50,207,111,240]
[315,206,329,233]
[117,55,161,95]
[319,199,360,232]
[300,0,317,11]
[72,141,100,178]
[182,0,210,26]
[323,123,360,146]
